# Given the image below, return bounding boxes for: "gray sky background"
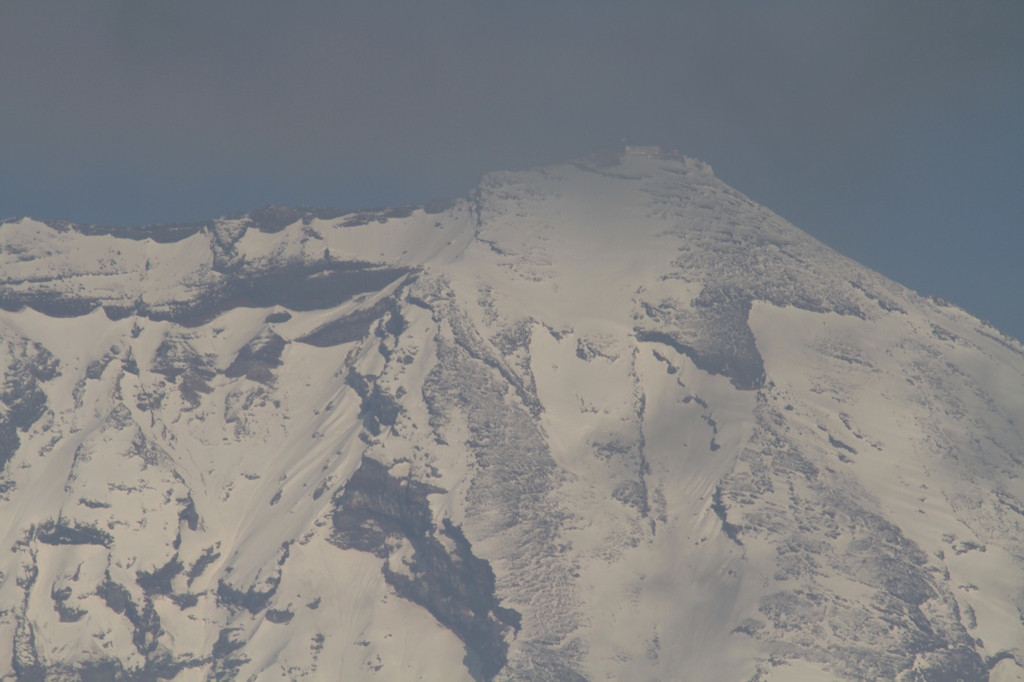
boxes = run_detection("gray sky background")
[1,1,1022,339]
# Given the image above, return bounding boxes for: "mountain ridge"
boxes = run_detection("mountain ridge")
[0,151,1022,681]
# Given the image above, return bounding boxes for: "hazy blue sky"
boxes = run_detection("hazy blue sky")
[1,1,1022,339]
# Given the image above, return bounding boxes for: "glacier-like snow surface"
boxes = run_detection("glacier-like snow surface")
[0,152,1022,681]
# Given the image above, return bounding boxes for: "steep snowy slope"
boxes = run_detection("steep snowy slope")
[1,151,1022,681]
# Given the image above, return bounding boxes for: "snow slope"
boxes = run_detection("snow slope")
[1,150,1022,681]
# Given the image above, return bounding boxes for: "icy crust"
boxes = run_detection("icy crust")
[479,155,901,393]
[727,304,1024,680]
[0,153,1022,681]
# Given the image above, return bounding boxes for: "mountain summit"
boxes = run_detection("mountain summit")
[1,152,1022,681]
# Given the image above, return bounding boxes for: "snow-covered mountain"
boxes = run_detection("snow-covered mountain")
[1,150,1022,681]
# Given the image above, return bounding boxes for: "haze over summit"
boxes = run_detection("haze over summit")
[0,1,1021,339]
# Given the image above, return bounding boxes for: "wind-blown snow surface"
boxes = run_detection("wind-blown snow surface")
[1,152,1023,681]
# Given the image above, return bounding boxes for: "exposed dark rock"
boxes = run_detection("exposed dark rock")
[339,205,416,227]
[331,457,521,681]
[406,294,433,311]
[772,448,819,481]
[169,593,199,609]
[850,279,906,315]
[150,338,216,408]
[135,388,164,413]
[211,628,250,680]
[178,495,200,531]
[21,653,203,682]
[499,644,592,682]
[345,370,402,436]
[246,205,345,233]
[216,575,279,614]
[136,555,184,596]
[150,338,213,382]
[0,340,59,472]
[11,615,45,682]
[635,318,766,391]
[264,310,292,323]
[37,519,113,547]
[96,572,164,656]
[173,262,412,328]
[731,619,766,636]
[0,289,98,318]
[178,373,214,408]
[418,307,584,677]
[86,358,110,380]
[711,485,742,545]
[75,659,126,682]
[612,480,649,514]
[265,608,294,624]
[72,220,214,243]
[105,403,135,430]
[910,640,987,681]
[297,298,391,347]
[122,351,140,375]
[51,583,87,623]
[236,264,406,312]
[575,338,599,361]
[225,332,286,383]
[187,547,221,586]
[829,435,858,455]
[384,303,408,338]
[312,478,332,501]
[331,457,443,557]
[1,255,412,327]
